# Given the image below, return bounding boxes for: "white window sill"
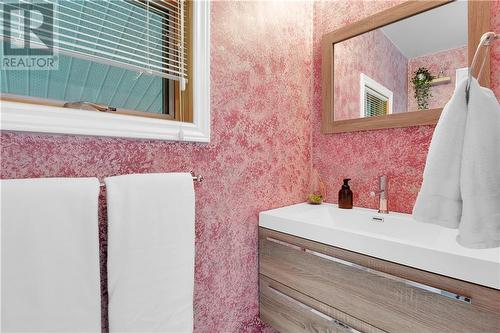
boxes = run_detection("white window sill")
[0,1,210,143]
[0,101,210,142]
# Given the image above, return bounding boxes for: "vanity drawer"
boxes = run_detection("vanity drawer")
[260,274,385,333]
[259,227,500,333]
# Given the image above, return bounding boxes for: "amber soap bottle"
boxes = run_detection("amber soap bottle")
[338,178,353,209]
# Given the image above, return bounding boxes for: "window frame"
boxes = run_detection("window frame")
[0,0,209,142]
[159,0,194,122]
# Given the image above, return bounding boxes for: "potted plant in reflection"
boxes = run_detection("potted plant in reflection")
[412,67,435,110]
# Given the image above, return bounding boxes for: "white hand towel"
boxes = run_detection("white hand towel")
[413,79,469,227]
[457,78,500,248]
[1,177,101,333]
[106,173,195,333]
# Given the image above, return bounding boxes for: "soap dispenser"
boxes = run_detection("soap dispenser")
[338,178,353,209]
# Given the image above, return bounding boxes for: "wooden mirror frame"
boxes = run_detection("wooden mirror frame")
[321,0,491,134]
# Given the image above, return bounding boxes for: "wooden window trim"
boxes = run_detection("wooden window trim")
[162,0,193,123]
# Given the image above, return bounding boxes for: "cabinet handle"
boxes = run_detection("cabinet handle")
[268,285,362,333]
[266,237,472,304]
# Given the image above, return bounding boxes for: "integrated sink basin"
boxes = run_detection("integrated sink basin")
[259,203,500,290]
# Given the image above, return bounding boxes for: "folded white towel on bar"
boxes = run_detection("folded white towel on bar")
[1,177,101,332]
[413,78,500,249]
[106,173,195,333]
[413,79,468,228]
[458,78,500,248]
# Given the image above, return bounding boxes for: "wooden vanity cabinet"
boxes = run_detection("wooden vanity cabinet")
[258,227,500,333]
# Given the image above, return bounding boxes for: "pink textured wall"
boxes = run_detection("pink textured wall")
[0,2,312,332]
[407,46,467,111]
[492,0,500,94]
[334,29,408,120]
[1,1,499,332]
[312,0,500,214]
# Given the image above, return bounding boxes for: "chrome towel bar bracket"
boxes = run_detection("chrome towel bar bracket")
[98,171,203,187]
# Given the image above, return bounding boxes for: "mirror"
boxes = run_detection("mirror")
[321,0,491,133]
[334,1,467,120]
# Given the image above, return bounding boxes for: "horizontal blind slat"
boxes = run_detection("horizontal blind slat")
[133,0,181,13]
[1,27,188,70]
[2,36,187,79]
[1,0,188,83]
[0,15,187,64]
[26,0,185,44]
[365,90,388,117]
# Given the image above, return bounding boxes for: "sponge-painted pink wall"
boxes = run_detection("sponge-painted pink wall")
[492,0,500,92]
[0,2,313,332]
[312,0,500,214]
[407,46,468,112]
[1,1,499,332]
[334,29,408,120]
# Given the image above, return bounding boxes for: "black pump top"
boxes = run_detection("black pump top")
[342,178,351,188]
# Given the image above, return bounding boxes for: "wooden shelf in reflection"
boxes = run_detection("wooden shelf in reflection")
[430,77,452,86]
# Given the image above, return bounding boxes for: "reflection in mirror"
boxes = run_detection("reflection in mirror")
[333,1,467,121]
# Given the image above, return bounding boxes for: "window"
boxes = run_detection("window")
[359,73,393,118]
[1,0,192,121]
[365,87,389,117]
[0,1,210,142]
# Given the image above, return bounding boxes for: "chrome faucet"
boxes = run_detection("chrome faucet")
[370,175,389,214]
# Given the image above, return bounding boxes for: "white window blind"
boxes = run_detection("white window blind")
[364,87,388,117]
[1,0,187,89]
[359,73,393,118]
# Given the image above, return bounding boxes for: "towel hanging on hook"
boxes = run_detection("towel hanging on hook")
[466,31,499,103]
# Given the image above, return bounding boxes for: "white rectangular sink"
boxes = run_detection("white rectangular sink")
[259,203,500,290]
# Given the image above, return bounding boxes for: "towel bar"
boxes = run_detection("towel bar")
[466,31,499,102]
[98,171,203,187]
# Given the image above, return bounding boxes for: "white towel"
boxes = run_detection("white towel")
[457,79,500,248]
[106,173,195,333]
[413,78,500,249]
[413,79,469,228]
[1,177,101,332]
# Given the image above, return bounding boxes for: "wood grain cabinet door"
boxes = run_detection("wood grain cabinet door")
[260,275,385,333]
[259,228,500,333]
